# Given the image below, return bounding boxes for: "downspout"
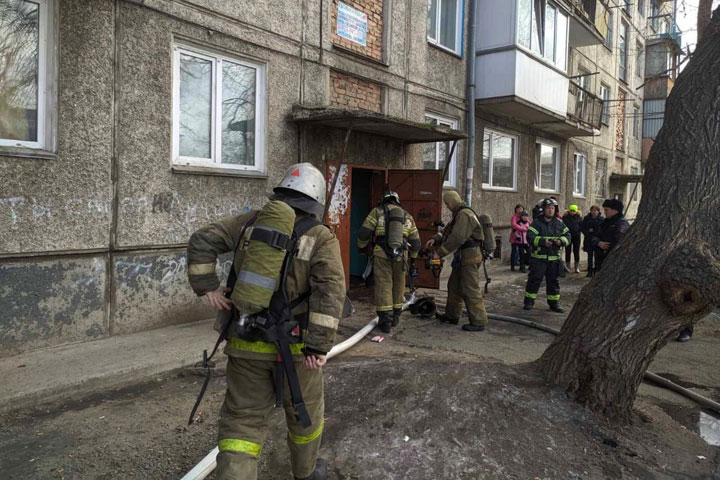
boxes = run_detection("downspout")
[465,0,477,207]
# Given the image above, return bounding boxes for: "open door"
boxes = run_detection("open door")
[387,169,443,289]
[326,164,386,288]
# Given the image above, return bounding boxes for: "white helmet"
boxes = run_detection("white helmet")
[272,163,326,216]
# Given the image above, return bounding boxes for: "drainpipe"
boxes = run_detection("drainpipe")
[465,0,477,207]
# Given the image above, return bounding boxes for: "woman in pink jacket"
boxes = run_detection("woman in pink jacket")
[510,205,530,272]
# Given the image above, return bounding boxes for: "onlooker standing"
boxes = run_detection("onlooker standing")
[581,205,603,277]
[510,204,526,271]
[562,205,583,273]
[510,210,531,273]
[593,199,630,272]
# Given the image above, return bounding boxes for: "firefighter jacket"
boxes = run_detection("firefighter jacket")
[593,213,629,251]
[357,204,422,260]
[527,216,571,261]
[432,204,485,264]
[187,210,346,359]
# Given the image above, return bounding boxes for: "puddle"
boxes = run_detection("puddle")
[699,411,720,446]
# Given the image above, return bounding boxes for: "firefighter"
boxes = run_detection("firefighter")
[357,191,421,333]
[593,198,630,272]
[426,190,491,332]
[524,198,571,312]
[187,163,345,480]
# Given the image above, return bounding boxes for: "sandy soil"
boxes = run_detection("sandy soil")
[1,271,718,479]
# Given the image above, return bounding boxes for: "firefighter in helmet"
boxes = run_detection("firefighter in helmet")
[187,163,345,480]
[357,191,421,333]
[426,191,493,332]
[524,197,570,312]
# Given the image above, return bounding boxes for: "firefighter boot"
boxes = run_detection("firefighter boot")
[523,298,534,310]
[548,301,564,313]
[392,308,402,327]
[436,312,459,325]
[296,458,327,480]
[378,312,393,333]
[462,324,485,332]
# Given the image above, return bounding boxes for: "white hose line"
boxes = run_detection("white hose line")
[181,302,410,480]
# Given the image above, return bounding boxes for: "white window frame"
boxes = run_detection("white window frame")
[573,153,586,197]
[172,42,266,172]
[600,83,610,126]
[0,0,56,152]
[482,128,518,192]
[427,0,463,56]
[517,0,568,70]
[534,139,561,193]
[618,20,629,82]
[424,112,458,188]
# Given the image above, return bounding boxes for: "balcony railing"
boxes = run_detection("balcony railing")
[649,16,682,46]
[572,0,597,22]
[568,81,602,130]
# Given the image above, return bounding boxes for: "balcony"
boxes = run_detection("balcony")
[568,0,606,47]
[567,82,602,130]
[649,16,682,52]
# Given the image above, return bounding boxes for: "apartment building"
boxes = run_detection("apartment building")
[0,0,471,355]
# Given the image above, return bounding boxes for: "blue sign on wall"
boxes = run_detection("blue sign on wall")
[337,2,368,47]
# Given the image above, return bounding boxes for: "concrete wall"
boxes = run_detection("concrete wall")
[0,0,470,356]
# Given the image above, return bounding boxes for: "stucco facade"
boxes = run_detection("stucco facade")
[0,0,470,356]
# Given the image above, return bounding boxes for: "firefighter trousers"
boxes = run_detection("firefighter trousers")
[445,263,488,326]
[524,258,561,304]
[216,357,324,480]
[373,255,406,313]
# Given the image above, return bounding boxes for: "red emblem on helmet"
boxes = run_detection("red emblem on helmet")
[291,169,300,177]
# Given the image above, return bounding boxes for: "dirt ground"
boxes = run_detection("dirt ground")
[1,271,719,479]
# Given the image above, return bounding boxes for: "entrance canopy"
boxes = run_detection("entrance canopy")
[291,106,467,144]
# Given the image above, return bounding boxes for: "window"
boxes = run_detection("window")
[600,84,610,126]
[633,105,639,138]
[535,140,560,192]
[650,0,660,31]
[638,0,645,16]
[595,158,607,197]
[517,0,568,70]
[623,0,631,16]
[573,153,586,197]
[619,20,628,82]
[0,0,56,151]
[605,10,614,49]
[636,41,644,79]
[482,129,517,190]
[427,0,463,55]
[423,113,458,187]
[173,43,266,171]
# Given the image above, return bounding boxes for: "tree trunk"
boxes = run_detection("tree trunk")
[539,7,720,422]
[698,0,714,43]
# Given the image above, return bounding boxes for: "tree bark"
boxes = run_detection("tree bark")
[539,7,720,422]
[698,0,714,43]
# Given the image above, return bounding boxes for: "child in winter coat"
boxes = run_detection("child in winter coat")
[510,210,531,272]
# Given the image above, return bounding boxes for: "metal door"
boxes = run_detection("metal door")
[387,169,443,289]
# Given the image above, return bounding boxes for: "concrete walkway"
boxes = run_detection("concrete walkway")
[0,260,527,413]
[0,319,217,412]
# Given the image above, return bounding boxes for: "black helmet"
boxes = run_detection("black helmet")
[382,191,400,205]
[541,198,558,208]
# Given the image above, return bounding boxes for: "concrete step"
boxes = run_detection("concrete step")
[0,319,218,413]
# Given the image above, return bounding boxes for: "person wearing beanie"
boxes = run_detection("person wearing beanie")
[592,198,630,272]
[562,204,583,273]
[425,190,492,332]
[510,208,530,273]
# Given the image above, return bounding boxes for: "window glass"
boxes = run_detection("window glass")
[543,3,556,63]
[482,132,491,185]
[537,143,558,191]
[517,0,532,48]
[555,10,568,70]
[423,114,457,186]
[439,0,457,51]
[179,53,213,159]
[492,135,515,188]
[531,0,543,55]
[427,0,438,40]
[600,84,610,125]
[619,21,628,81]
[0,0,39,142]
[574,154,586,196]
[605,11,613,49]
[221,60,257,165]
[595,158,607,197]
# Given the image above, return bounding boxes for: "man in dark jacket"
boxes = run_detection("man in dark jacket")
[524,198,571,312]
[562,204,583,273]
[580,205,603,277]
[593,198,630,272]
